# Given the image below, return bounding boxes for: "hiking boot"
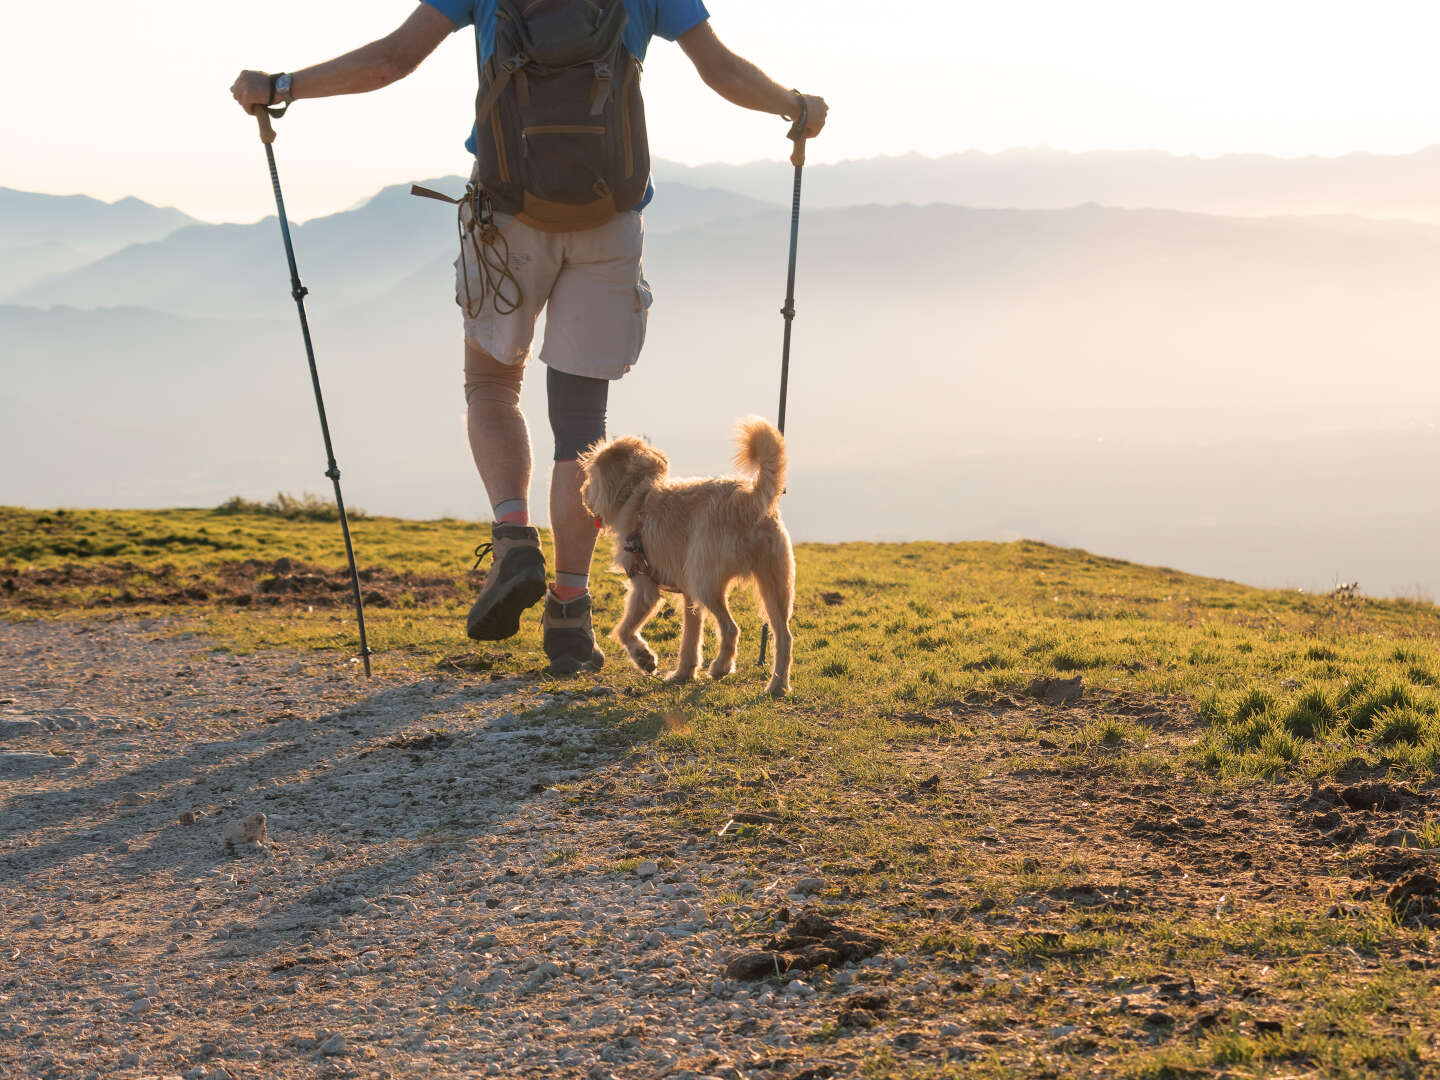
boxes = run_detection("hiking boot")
[466,523,547,641]
[542,591,605,675]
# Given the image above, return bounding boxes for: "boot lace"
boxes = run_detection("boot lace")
[472,542,494,572]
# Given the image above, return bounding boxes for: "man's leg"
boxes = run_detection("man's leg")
[540,367,609,674]
[453,200,563,643]
[533,212,643,673]
[461,344,546,641]
[550,460,596,597]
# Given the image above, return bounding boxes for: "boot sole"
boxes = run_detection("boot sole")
[466,566,547,642]
[546,650,605,676]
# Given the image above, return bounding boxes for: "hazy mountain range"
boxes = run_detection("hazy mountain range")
[0,187,197,297]
[6,148,1440,597]
[653,146,1440,222]
[3,178,771,317]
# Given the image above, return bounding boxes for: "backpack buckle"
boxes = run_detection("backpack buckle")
[502,54,527,74]
[589,62,614,116]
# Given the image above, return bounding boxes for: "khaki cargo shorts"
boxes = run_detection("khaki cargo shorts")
[454,200,652,381]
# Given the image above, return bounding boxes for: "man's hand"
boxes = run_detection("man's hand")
[230,70,273,115]
[789,93,828,140]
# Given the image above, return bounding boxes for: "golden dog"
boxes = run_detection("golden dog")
[579,417,795,697]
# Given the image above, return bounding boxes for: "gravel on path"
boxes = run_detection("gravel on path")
[0,617,874,1080]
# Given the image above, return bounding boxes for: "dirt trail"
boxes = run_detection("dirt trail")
[0,617,861,1079]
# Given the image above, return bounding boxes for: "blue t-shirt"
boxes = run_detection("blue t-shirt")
[422,0,709,209]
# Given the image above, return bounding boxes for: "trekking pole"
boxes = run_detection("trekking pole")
[759,97,808,669]
[252,106,373,676]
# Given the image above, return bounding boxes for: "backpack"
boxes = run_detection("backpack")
[473,0,649,231]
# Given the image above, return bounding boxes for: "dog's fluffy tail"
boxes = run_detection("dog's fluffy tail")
[734,416,787,518]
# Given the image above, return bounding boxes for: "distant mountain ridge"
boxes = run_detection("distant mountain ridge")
[652,145,1440,222]
[16,142,1440,303]
[0,187,197,296]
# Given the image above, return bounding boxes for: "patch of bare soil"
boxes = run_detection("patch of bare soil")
[850,690,1440,1068]
[724,913,886,981]
[0,557,466,610]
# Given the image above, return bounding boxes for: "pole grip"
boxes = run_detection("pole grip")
[254,103,289,145]
[786,92,808,168]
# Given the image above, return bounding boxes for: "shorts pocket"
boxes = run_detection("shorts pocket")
[453,250,471,313]
[632,274,653,364]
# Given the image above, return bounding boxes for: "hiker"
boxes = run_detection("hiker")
[230,2,827,675]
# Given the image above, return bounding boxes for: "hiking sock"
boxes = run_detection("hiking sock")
[553,573,589,602]
[493,498,529,525]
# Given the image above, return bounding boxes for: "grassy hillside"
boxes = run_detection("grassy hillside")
[5,504,1440,1077]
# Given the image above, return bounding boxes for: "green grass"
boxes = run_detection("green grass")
[7,502,1440,778]
[215,491,369,521]
[0,504,460,571]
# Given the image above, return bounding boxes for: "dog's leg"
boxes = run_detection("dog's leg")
[757,552,795,697]
[666,597,703,684]
[703,586,740,680]
[613,579,662,674]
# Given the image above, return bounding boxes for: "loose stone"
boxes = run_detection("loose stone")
[222,813,268,853]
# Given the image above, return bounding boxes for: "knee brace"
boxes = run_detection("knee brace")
[547,366,608,461]
[464,348,523,408]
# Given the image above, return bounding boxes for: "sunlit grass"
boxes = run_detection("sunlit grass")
[7,505,1440,782]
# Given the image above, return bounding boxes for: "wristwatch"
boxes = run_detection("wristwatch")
[269,72,294,106]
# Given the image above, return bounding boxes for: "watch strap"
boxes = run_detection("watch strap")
[269,73,293,106]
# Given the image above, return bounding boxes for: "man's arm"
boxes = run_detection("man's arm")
[677,22,827,139]
[230,3,455,114]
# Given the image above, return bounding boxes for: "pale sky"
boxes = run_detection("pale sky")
[9,1,1440,223]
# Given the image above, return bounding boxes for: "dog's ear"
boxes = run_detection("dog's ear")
[577,439,616,516]
[581,436,667,518]
[628,442,669,482]
[579,437,640,518]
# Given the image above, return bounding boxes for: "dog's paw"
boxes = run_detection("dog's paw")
[664,670,694,686]
[708,659,735,680]
[627,644,657,673]
[766,677,789,698]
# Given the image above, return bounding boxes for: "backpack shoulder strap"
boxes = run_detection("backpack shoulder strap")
[475,56,523,126]
[474,2,528,130]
